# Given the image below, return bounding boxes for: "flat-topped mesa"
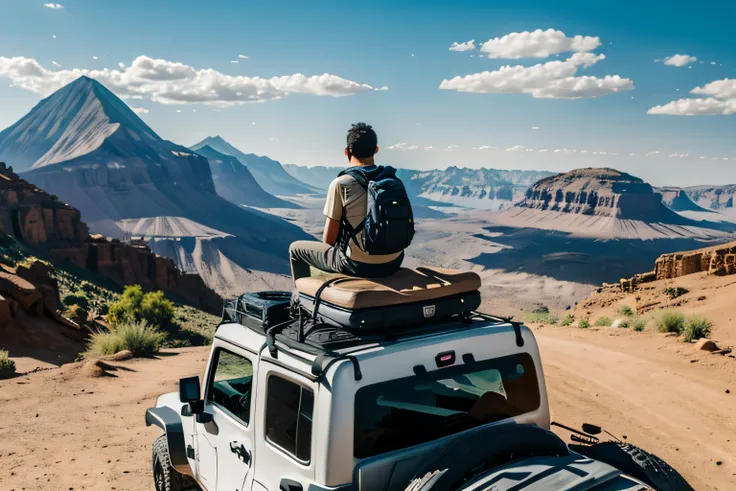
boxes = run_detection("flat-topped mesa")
[518,168,663,219]
[0,162,221,313]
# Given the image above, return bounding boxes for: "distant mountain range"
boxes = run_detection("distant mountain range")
[284,164,554,210]
[0,76,310,296]
[192,136,319,197]
[684,185,736,214]
[193,144,299,209]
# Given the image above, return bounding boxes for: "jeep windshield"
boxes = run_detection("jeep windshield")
[354,353,540,458]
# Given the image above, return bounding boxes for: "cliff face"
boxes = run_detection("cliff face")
[0,162,221,313]
[684,185,736,212]
[655,241,736,279]
[517,168,669,219]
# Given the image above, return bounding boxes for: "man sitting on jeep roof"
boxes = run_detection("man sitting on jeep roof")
[289,122,413,282]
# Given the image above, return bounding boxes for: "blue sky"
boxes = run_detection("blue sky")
[1,0,734,186]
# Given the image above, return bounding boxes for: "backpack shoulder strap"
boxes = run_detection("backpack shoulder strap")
[338,167,369,190]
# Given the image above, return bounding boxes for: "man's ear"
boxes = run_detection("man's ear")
[374,146,379,155]
[344,148,349,157]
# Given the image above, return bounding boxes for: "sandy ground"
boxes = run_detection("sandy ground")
[2,328,735,491]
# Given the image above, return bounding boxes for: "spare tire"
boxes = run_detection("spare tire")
[570,442,693,491]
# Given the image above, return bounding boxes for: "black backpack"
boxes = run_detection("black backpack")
[338,165,414,256]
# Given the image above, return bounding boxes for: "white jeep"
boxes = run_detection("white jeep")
[146,277,692,491]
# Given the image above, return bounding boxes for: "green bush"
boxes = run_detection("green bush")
[560,314,574,326]
[655,310,685,334]
[664,287,688,300]
[683,315,712,342]
[618,305,634,317]
[579,319,590,329]
[633,318,647,332]
[107,285,174,328]
[62,292,90,311]
[594,316,613,327]
[0,349,16,377]
[524,311,560,325]
[619,320,630,329]
[87,320,166,357]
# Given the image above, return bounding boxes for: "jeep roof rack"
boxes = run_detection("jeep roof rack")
[219,301,523,383]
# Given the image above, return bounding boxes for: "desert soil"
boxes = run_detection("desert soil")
[1,327,734,491]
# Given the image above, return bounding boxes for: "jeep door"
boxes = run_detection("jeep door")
[196,341,257,491]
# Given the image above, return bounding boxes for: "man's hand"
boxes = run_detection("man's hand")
[323,217,340,245]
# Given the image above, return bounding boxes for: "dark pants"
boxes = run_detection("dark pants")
[289,240,404,282]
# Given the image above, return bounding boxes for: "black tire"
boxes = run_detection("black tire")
[571,442,693,491]
[152,435,199,491]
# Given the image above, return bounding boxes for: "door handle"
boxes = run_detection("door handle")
[229,441,251,465]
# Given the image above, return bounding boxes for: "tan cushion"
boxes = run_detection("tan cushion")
[295,267,481,310]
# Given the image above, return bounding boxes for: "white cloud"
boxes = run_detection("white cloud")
[471,145,497,150]
[505,145,526,152]
[658,54,697,67]
[376,86,389,91]
[710,61,717,65]
[440,52,633,99]
[648,78,736,116]
[668,153,688,158]
[52,35,56,39]
[538,149,548,153]
[423,146,433,150]
[131,107,149,115]
[44,3,63,8]
[92,56,98,60]
[52,61,61,67]
[449,40,476,52]
[447,145,459,150]
[531,126,540,130]
[231,60,239,64]
[0,55,383,107]
[238,54,249,59]
[645,150,661,157]
[176,109,181,113]
[385,142,418,150]
[479,29,600,59]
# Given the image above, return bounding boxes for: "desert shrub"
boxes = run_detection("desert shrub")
[618,320,630,328]
[62,291,90,311]
[560,314,574,326]
[683,315,712,342]
[655,310,685,334]
[594,316,613,327]
[0,349,16,377]
[140,291,175,328]
[618,305,634,317]
[525,311,559,325]
[108,286,174,328]
[664,287,689,300]
[633,318,647,332]
[87,320,166,357]
[579,319,590,329]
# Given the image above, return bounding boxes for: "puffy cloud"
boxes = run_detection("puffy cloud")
[449,40,476,52]
[131,107,149,115]
[645,151,661,157]
[531,126,540,130]
[0,55,383,107]
[440,52,633,99]
[238,54,249,59]
[385,142,418,150]
[479,29,600,59]
[648,78,736,115]
[231,60,239,64]
[44,3,63,8]
[658,54,697,67]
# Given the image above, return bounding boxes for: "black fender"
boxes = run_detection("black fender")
[145,406,192,476]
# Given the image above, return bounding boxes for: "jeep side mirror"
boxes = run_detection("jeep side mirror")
[179,376,201,404]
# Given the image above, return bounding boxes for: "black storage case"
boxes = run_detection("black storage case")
[222,291,291,334]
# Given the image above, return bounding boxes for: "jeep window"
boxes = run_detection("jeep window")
[206,349,253,425]
[265,375,314,463]
[354,353,540,458]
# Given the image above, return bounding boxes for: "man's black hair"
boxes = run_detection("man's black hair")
[346,122,378,159]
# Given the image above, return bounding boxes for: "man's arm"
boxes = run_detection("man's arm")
[323,217,340,245]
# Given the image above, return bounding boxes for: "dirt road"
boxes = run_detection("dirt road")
[1,329,734,490]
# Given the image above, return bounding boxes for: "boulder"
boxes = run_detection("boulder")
[694,338,719,352]
[104,350,133,361]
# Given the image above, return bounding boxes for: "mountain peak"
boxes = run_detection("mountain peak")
[0,77,160,171]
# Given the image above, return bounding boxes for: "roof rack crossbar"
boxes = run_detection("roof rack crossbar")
[470,312,524,347]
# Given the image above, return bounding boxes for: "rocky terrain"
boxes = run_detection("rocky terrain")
[0,77,311,297]
[194,144,299,209]
[192,136,318,197]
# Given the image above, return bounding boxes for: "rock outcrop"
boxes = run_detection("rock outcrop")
[518,168,677,220]
[655,241,736,279]
[0,163,221,313]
